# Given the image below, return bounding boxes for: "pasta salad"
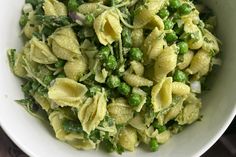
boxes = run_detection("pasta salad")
[8,0,220,153]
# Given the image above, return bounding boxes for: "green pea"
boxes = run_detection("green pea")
[19,14,28,27]
[68,0,79,11]
[55,59,66,68]
[153,121,167,133]
[177,42,189,54]
[173,70,188,83]
[98,46,110,60]
[43,75,54,86]
[106,75,121,88]
[169,0,181,9]
[179,3,192,15]
[165,32,178,43]
[106,56,118,70]
[129,48,143,61]
[164,19,174,30]
[150,138,159,152]
[128,93,142,106]
[118,82,131,96]
[158,8,170,19]
[85,14,95,26]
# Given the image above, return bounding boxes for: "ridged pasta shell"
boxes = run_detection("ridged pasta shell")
[43,0,67,16]
[107,98,133,124]
[93,10,122,45]
[154,45,177,80]
[186,49,211,76]
[118,126,138,152]
[30,37,58,64]
[172,82,190,96]
[123,73,153,87]
[49,27,81,61]
[151,77,173,112]
[48,78,88,107]
[78,92,107,134]
[64,56,88,81]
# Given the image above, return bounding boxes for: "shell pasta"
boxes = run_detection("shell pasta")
[7,0,220,154]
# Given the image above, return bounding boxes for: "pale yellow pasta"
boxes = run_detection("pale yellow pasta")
[123,73,153,87]
[134,0,166,28]
[172,82,190,96]
[131,29,144,48]
[29,37,58,64]
[184,20,203,49]
[181,9,200,25]
[107,98,133,124]
[49,111,67,140]
[129,114,146,131]
[154,45,177,80]
[151,77,172,112]
[78,3,104,17]
[138,126,158,144]
[164,97,185,123]
[49,27,81,61]
[23,22,37,39]
[93,10,122,45]
[64,56,88,81]
[176,93,202,125]
[64,133,96,150]
[95,68,108,83]
[78,92,107,134]
[177,51,194,70]
[186,49,211,76]
[118,126,138,151]
[33,93,51,112]
[145,0,167,14]
[43,0,67,16]
[12,51,27,78]
[80,39,98,70]
[130,61,144,76]
[48,78,88,107]
[202,29,220,54]
[133,7,155,28]
[145,15,164,30]
[143,27,166,63]
[156,130,171,144]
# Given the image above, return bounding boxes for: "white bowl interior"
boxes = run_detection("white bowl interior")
[0,0,235,157]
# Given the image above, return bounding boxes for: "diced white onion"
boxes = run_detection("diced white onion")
[23,3,33,14]
[190,81,201,94]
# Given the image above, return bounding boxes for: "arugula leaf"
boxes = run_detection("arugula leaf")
[62,119,84,133]
[36,15,71,28]
[7,49,16,71]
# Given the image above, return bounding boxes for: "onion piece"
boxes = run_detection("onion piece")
[23,3,33,14]
[69,12,86,25]
[190,81,201,94]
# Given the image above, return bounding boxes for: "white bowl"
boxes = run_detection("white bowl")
[0,0,235,157]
